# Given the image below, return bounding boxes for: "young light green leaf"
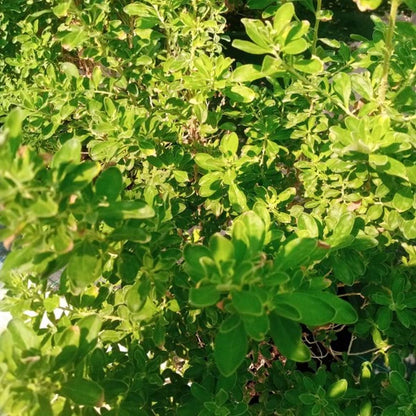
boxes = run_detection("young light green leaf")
[352,0,382,11]
[232,39,272,55]
[241,18,272,49]
[282,38,309,55]
[232,64,264,82]
[225,85,256,103]
[273,2,295,33]
[293,57,324,74]
[60,62,80,78]
[228,183,249,213]
[220,132,239,156]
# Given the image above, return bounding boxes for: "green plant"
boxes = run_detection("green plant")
[1,0,416,415]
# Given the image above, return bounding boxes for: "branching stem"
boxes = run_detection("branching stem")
[379,0,401,106]
[312,0,322,55]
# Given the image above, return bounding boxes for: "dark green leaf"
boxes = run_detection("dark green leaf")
[214,321,247,376]
[60,378,104,407]
[232,290,263,316]
[96,167,123,202]
[269,313,311,362]
[273,292,336,326]
[242,314,269,341]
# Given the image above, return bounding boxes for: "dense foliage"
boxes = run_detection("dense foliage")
[1,0,416,414]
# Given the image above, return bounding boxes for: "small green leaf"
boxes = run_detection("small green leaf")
[389,371,409,395]
[191,383,213,402]
[352,0,382,11]
[333,72,352,108]
[60,378,104,407]
[326,212,355,249]
[232,39,272,55]
[214,321,247,376]
[125,281,147,312]
[199,172,223,197]
[293,56,324,74]
[269,313,311,362]
[369,154,408,181]
[282,38,309,55]
[232,211,266,260]
[242,18,272,49]
[53,1,71,17]
[96,167,123,202]
[275,238,321,270]
[195,153,225,171]
[8,319,39,350]
[315,292,358,324]
[61,27,88,50]
[98,200,154,222]
[220,132,239,156]
[60,62,80,78]
[60,162,101,194]
[109,221,151,243]
[66,242,102,291]
[209,233,235,264]
[52,139,81,168]
[273,292,336,326]
[273,2,295,33]
[232,291,263,316]
[360,401,372,416]
[242,314,269,341]
[402,219,416,239]
[392,188,413,212]
[299,393,316,405]
[229,183,249,212]
[232,64,263,82]
[376,307,392,331]
[220,314,242,334]
[3,108,24,154]
[225,85,256,103]
[190,286,220,307]
[184,245,212,282]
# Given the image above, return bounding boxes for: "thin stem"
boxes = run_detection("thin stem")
[312,0,322,55]
[379,0,401,106]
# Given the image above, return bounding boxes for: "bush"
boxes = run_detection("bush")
[1,0,416,414]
